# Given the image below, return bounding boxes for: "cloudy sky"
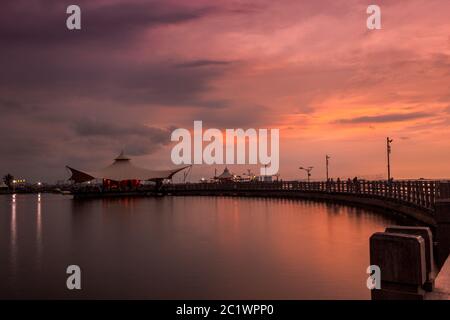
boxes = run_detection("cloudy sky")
[1,0,450,182]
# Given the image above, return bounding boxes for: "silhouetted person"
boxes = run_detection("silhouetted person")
[353,177,360,193]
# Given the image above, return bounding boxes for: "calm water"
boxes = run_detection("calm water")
[0,193,402,299]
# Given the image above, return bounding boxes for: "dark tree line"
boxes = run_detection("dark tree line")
[2,174,14,188]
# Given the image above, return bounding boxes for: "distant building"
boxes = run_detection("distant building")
[0,181,8,189]
[216,167,234,181]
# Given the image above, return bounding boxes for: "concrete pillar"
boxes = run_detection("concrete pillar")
[370,232,427,300]
[385,226,435,291]
[435,199,450,268]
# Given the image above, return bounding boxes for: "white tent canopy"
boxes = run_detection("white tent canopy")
[67,152,190,183]
[217,167,233,179]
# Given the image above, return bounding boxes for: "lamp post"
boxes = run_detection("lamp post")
[299,166,313,182]
[326,155,330,181]
[386,137,393,181]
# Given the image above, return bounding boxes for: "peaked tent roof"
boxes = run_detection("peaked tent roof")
[114,151,130,161]
[67,152,190,183]
[217,167,233,179]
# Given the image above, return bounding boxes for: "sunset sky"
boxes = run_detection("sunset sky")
[1,0,450,182]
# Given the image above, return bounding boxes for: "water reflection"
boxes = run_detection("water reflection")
[36,194,42,270]
[10,195,17,281]
[2,194,408,299]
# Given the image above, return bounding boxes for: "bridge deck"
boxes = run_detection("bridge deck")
[164,180,450,225]
[72,180,450,225]
[168,180,446,208]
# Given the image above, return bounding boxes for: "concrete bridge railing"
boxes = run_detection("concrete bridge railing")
[165,180,450,227]
[167,179,447,209]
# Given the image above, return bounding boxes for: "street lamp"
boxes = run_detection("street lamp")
[326,155,331,181]
[386,137,393,181]
[299,166,313,182]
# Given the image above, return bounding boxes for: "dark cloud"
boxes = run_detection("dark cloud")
[73,118,172,149]
[430,53,450,71]
[0,98,37,113]
[0,1,239,181]
[192,99,230,109]
[0,1,235,116]
[335,112,433,124]
[190,104,273,128]
[0,1,231,109]
[445,105,450,113]
[0,0,217,47]
[175,60,233,68]
[0,56,233,111]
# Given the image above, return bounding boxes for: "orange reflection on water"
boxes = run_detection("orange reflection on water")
[10,194,17,279]
[36,194,43,268]
[178,197,396,299]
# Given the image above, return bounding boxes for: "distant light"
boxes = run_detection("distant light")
[37,182,42,186]
[12,180,16,184]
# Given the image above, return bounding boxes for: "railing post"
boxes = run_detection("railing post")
[436,181,450,267]
[430,182,435,208]
[421,182,426,207]
[385,226,435,291]
[416,182,420,205]
[394,182,397,199]
[400,181,404,201]
[407,181,411,202]
[385,181,388,197]
[426,182,431,208]
[370,231,427,299]
[393,182,397,199]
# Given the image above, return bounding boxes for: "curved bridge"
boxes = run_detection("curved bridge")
[166,180,450,226]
